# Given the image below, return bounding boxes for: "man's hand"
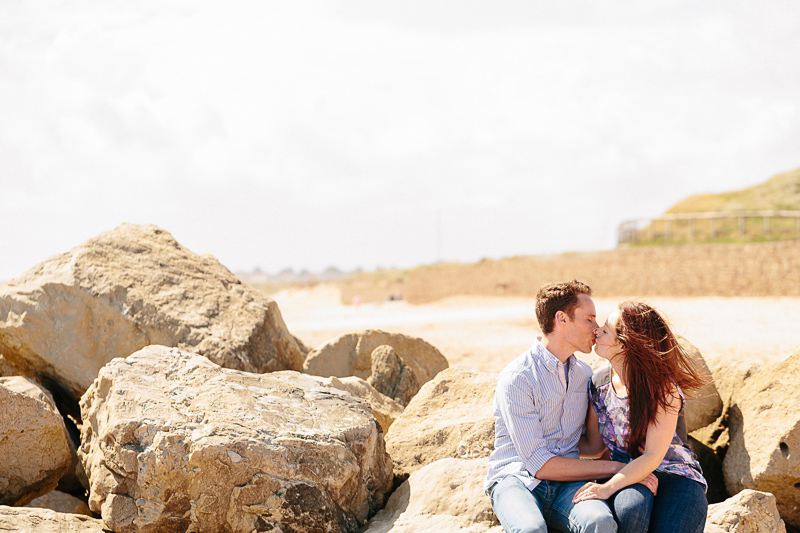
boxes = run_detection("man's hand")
[640,473,658,495]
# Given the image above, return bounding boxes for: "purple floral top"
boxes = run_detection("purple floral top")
[589,369,707,491]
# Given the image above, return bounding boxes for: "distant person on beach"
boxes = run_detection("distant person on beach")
[573,300,708,533]
[485,280,654,533]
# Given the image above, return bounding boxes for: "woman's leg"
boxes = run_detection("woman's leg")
[608,483,654,533]
[649,473,707,533]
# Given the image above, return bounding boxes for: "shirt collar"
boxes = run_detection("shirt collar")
[532,339,574,374]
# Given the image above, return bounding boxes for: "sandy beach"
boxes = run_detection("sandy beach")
[273,285,800,374]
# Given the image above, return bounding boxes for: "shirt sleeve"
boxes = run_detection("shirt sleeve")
[495,371,555,477]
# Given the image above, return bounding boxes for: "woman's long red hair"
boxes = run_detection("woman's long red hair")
[615,300,707,457]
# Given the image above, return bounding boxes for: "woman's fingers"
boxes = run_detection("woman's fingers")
[572,482,598,503]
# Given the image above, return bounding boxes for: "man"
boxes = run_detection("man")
[485,280,652,533]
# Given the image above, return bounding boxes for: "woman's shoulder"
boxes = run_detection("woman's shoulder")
[591,365,613,388]
[588,365,614,401]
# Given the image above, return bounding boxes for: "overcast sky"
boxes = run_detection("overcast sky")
[2,1,799,281]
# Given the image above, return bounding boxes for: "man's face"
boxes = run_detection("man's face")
[563,293,599,354]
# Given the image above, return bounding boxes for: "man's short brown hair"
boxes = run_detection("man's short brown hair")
[535,280,592,335]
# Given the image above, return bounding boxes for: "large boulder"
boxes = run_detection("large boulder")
[704,489,786,533]
[723,349,800,527]
[363,458,502,533]
[79,345,393,533]
[303,330,448,404]
[678,336,723,432]
[0,506,110,532]
[0,376,72,506]
[384,368,496,479]
[0,224,307,412]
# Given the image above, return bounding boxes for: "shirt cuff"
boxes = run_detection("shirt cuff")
[528,448,557,477]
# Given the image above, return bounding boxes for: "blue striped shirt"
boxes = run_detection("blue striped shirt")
[485,340,592,494]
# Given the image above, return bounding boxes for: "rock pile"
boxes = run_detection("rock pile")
[722,348,800,528]
[0,224,794,532]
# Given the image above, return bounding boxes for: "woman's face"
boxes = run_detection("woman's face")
[594,310,624,362]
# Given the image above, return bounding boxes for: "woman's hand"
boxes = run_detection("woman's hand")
[571,481,615,503]
[572,473,659,504]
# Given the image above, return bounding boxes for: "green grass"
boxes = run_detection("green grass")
[666,166,800,214]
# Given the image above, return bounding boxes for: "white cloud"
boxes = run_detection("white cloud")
[1,0,799,279]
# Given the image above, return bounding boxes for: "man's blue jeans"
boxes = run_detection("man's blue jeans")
[490,476,650,533]
[649,472,707,533]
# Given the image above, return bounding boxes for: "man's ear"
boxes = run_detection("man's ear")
[555,310,568,326]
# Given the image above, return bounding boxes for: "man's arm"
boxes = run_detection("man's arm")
[535,456,624,481]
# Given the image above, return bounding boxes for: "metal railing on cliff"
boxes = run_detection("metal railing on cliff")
[618,210,800,244]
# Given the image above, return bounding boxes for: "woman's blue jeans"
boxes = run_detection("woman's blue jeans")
[649,472,707,533]
[490,476,651,533]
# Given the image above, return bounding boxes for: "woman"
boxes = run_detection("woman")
[573,300,708,533]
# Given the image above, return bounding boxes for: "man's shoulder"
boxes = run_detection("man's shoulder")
[497,348,539,385]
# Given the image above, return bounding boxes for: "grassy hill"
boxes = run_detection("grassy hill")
[666,166,800,213]
[624,166,800,244]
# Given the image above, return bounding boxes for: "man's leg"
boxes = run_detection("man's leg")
[547,481,617,533]
[649,473,707,533]
[608,484,654,533]
[490,476,549,533]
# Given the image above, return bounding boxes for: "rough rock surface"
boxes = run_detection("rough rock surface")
[708,357,761,408]
[0,352,21,377]
[367,345,420,406]
[321,375,405,432]
[79,345,393,533]
[363,458,502,533]
[385,368,496,479]
[0,224,307,409]
[26,490,92,516]
[0,506,110,532]
[704,489,786,533]
[303,330,448,394]
[723,348,800,527]
[678,336,723,432]
[0,376,72,506]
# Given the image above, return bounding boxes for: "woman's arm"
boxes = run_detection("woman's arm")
[578,405,606,459]
[572,387,681,502]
